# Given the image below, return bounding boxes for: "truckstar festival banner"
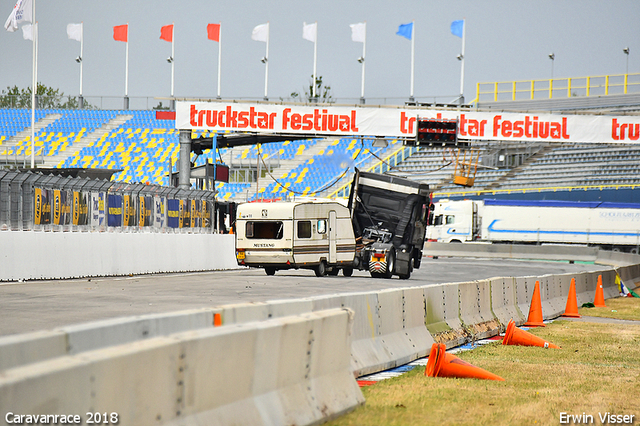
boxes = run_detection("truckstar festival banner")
[176,101,640,144]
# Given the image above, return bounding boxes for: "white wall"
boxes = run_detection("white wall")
[0,232,238,281]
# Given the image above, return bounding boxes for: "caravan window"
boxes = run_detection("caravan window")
[317,219,327,234]
[297,221,312,238]
[246,221,284,239]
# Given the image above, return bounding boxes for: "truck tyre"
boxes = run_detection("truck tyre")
[314,260,327,277]
[343,267,353,277]
[328,268,340,276]
[265,267,276,276]
[413,252,422,269]
[399,270,411,280]
[383,249,396,279]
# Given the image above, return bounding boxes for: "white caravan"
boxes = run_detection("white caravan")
[235,201,356,276]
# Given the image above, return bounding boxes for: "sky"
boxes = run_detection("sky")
[1,0,639,108]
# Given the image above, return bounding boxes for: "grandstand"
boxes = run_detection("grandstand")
[2,72,640,205]
[0,108,403,202]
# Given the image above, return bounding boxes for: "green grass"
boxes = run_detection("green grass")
[579,296,640,321]
[328,298,640,426]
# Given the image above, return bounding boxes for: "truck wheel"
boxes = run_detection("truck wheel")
[383,249,396,279]
[314,260,327,277]
[399,270,411,280]
[265,267,276,276]
[328,268,340,276]
[413,251,422,269]
[343,268,353,277]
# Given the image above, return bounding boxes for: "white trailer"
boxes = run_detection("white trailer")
[428,199,640,253]
[235,201,356,276]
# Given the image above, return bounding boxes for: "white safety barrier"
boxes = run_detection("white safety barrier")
[0,309,363,426]
[0,232,239,281]
[617,264,640,292]
[490,277,525,325]
[0,308,221,371]
[424,283,466,347]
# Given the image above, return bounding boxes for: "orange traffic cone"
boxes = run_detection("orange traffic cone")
[594,274,607,307]
[502,319,560,349]
[524,280,545,327]
[425,343,504,381]
[562,278,581,318]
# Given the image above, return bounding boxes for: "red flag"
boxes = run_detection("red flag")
[207,23,220,42]
[113,24,128,42]
[160,24,173,42]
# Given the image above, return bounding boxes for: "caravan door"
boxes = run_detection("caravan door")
[329,210,337,263]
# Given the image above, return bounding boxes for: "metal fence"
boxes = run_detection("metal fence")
[0,171,233,233]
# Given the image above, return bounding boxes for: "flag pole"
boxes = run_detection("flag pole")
[79,22,83,106]
[170,22,174,99]
[124,23,129,109]
[263,22,269,101]
[312,21,317,100]
[360,22,366,103]
[459,18,466,104]
[217,22,221,99]
[30,0,37,169]
[410,20,415,101]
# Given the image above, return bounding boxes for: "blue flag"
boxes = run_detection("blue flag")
[396,22,413,40]
[451,20,464,38]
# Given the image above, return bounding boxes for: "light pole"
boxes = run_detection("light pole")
[624,47,630,75]
[548,53,555,79]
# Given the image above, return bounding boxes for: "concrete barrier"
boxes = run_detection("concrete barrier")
[617,264,640,292]
[0,330,67,372]
[489,277,525,326]
[514,276,539,324]
[0,232,239,281]
[457,280,500,340]
[0,308,220,371]
[601,269,620,299]
[423,242,600,262]
[401,287,434,360]
[595,250,640,267]
[0,309,363,426]
[539,274,565,318]
[574,271,592,306]
[424,283,465,348]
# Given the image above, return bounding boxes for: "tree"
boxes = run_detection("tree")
[291,75,334,103]
[153,101,170,110]
[0,83,92,109]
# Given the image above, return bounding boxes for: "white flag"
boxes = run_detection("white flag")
[302,22,316,42]
[67,23,82,42]
[251,23,268,42]
[21,22,32,40]
[4,0,32,32]
[350,22,366,43]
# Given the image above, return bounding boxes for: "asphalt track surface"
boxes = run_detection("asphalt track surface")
[0,258,607,337]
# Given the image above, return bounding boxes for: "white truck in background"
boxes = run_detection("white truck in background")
[428,199,640,253]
